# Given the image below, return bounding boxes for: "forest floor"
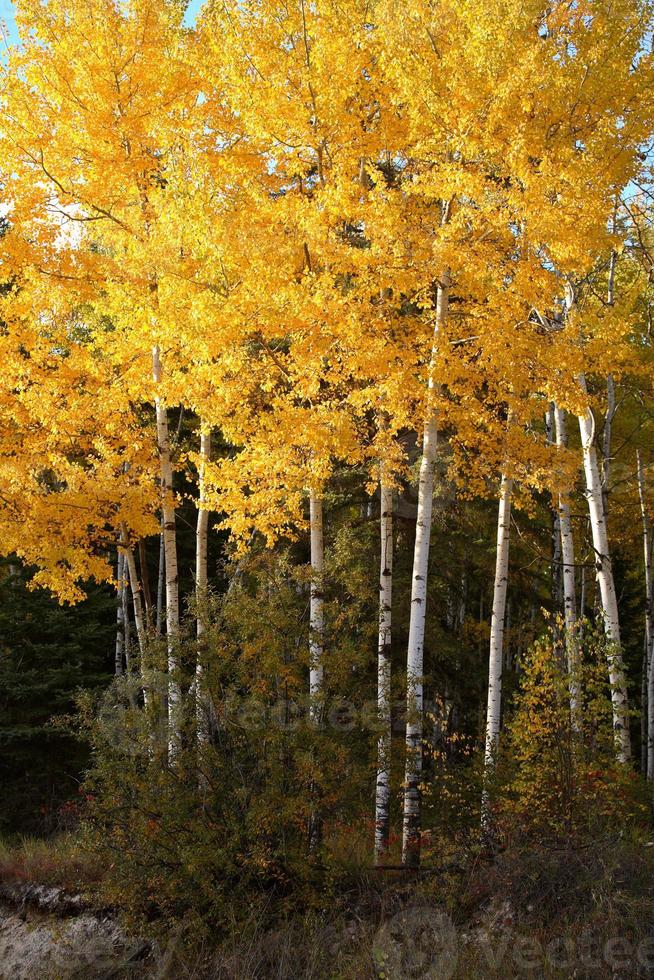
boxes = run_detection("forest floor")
[0,830,653,978]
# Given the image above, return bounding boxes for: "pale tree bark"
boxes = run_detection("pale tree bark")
[375,480,393,863]
[555,406,580,722]
[545,405,563,615]
[152,345,182,755]
[195,429,211,748]
[481,472,513,830]
[115,552,125,676]
[120,528,147,662]
[309,491,325,722]
[122,561,131,673]
[308,490,325,850]
[156,520,165,636]
[402,267,449,868]
[642,643,649,775]
[636,451,654,779]
[577,373,631,763]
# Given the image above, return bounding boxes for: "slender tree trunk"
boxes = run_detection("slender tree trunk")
[120,528,147,661]
[196,429,211,748]
[476,591,486,736]
[309,491,325,721]
[152,346,182,755]
[308,490,325,850]
[402,268,449,868]
[579,537,587,622]
[552,508,563,614]
[139,540,153,630]
[637,451,654,779]
[375,481,393,863]
[577,374,631,763]
[555,407,580,721]
[642,647,649,775]
[546,405,563,617]
[115,552,125,676]
[481,472,513,830]
[122,559,131,673]
[156,520,165,636]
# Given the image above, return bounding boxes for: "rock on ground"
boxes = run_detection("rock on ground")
[0,889,150,980]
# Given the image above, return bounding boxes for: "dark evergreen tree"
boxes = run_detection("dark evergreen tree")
[0,559,115,834]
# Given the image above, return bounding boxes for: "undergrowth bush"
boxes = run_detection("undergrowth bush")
[71,549,378,935]
[51,584,654,975]
[494,620,649,841]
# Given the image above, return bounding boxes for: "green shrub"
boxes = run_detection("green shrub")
[495,621,649,840]
[74,550,378,934]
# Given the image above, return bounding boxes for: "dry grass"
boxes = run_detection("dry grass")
[1,828,653,979]
[155,831,654,979]
[0,832,104,893]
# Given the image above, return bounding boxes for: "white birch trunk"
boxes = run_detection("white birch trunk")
[196,429,211,748]
[122,561,131,673]
[555,406,580,721]
[115,552,125,676]
[156,521,165,636]
[152,345,182,755]
[577,373,631,763]
[642,646,649,775]
[309,491,324,721]
[120,529,147,661]
[308,490,325,851]
[481,472,513,830]
[545,406,563,614]
[375,481,393,863]
[401,270,449,867]
[637,451,654,779]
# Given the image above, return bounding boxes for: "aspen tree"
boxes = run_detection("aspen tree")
[200,0,388,708]
[122,564,131,674]
[156,530,166,638]
[374,0,653,859]
[375,478,393,862]
[196,429,212,746]
[637,451,654,778]
[0,0,211,749]
[402,265,449,867]
[115,553,126,677]
[0,0,652,875]
[152,346,182,752]
[481,472,513,830]
[0,293,159,602]
[555,406,580,721]
[577,368,631,762]
[309,492,325,723]
[120,528,147,665]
